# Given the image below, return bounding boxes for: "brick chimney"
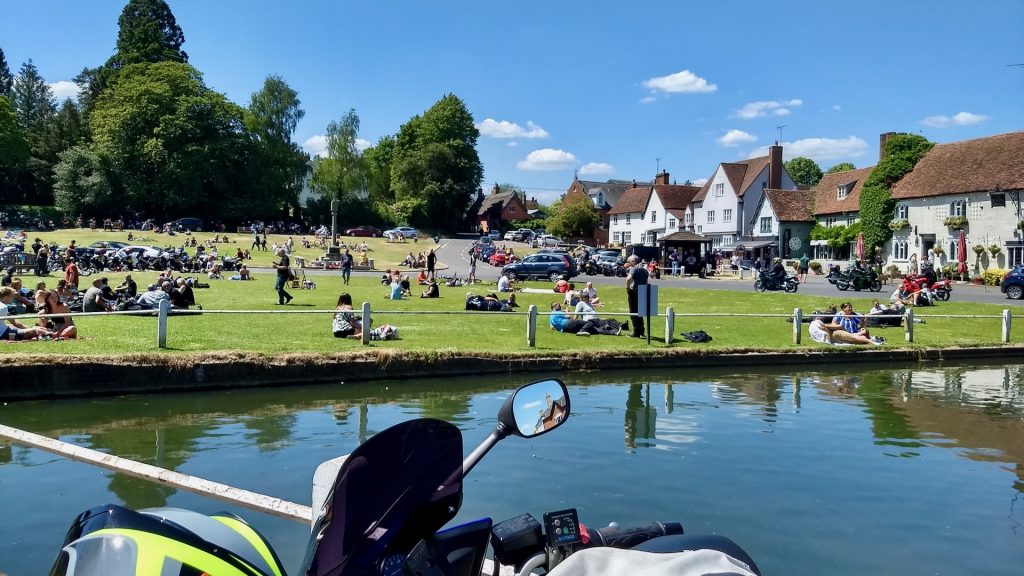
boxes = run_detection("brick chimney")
[879,132,897,161]
[491,183,501,196]
[655,170,670,186]
[768,144,783,190]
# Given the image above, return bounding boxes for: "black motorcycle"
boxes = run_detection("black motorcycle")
[753,269,799,293]
[835,266,882,292]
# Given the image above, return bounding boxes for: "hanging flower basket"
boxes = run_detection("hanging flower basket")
[932,246,945,256]
[944,216,968,228]
[988,244,1002,257]
[972,244,985,256]
[888,218,909,231]
[1018,220,1024,231]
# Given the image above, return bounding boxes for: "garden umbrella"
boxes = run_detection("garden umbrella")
[956,230,968,277]
[855,233,865,264]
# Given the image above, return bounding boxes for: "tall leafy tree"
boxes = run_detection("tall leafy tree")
[390,94,483,231]
[0,47,13,99]
[50,99,85,152]
[546,195,598,238]
[108,0,187,68]
[859,134,933,252]
[783,156,823,187]
[826,162,856,174]
[12,59,55,131]
[0,96,29,195]
[310,110,364,202]
[52,145,115,216]
[362,135,396,223]
[244,75,308,216]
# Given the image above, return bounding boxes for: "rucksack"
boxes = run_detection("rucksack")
[682,330,713,343]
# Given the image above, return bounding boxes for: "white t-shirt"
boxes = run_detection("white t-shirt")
[808,319,830,343]
[497,275,510,292]
[583,286,597,300]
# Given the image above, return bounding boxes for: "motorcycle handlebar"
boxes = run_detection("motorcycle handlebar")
[587,521,684,550]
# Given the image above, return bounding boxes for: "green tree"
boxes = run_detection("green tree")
[783,156,823,187]
[390,94,483,232]
[0,96,29,194]
[362,135,396,222]
[826,162,856,174]
[244,75,309,217]
[859,134,933,252]
[109,0,187,68]
[52,145,115,216]
[310,109,366,214]
[12,59,55,130]
[0,47,13,99]
[546,195,598,238]
[50,99,85,152]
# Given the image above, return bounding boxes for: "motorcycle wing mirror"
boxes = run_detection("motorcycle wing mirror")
[498,379,570,438]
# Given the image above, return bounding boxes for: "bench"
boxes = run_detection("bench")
[1,252,36,274]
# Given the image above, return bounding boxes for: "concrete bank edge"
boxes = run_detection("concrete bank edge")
[2,345,1023,401]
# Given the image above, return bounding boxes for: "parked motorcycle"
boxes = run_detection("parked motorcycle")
[835,266,882,292]
[753,268,799,293]
[899,275,951,302]
[49,378,760,576]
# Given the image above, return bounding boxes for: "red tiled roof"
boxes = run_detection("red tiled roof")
[693,155,771,201]
[764,189,815,222]
[891,131,1024,199]
[653,184,701,210]
[811,166,875,216]
[607,187,652,215]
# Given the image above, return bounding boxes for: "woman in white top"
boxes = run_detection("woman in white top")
[582,281,600,305]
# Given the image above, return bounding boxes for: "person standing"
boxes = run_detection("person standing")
[341,249,352,285]
[798,253,810,283]
[426,248,437,280]
[273,248,293,305]
[669,249,679,277]
[252,228,261,251]
[64,258,80,290]
[625,255,648,338]
[468,254,477,284]
[36,242,50,277]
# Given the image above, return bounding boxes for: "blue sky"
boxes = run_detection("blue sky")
[3,0,1022,204]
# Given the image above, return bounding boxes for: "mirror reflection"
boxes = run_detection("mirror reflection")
[511,380,569,437]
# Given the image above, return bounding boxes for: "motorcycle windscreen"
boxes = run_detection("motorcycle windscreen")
[301,418,464,576]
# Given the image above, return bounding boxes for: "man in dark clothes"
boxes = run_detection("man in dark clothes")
[426,248,437,280]
[625,255,648,338]
[273,248,293,305]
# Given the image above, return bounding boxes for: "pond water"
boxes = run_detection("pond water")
[1,363,1022,575]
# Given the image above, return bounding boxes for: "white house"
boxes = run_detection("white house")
[691,144,796,254]
[607,172,701,246]
[607,186,652,246]
[889,131,1024,271]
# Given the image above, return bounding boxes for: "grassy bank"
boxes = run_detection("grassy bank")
[1,268,1020,357]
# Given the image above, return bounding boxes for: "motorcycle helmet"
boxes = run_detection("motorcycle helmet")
[49,504,285,576]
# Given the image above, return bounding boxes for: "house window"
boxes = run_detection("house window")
[685,213,693,225]
[626,214,631,224]
[622,232,632,244]
[837,185,849,200]
[825,217,836,227]
[713,236,722,247]
[894,240,908,260]
[847,216,855,225]
[950,200,966,217]
[651,212,657,223]
[1009,245,1024,267]
[613,232,621,244]
[723,235,732,246]
[723,209,732,223]
[895,204,909,219]
[760,217,772,233]
[707,211,715,224]
[613,214,618,224]
[696,225,702,233]
[668,218,676,229]
[714,183,724,197]
[991,192,1006,207]
[598,192,604,205]
[695,201,703,208]
[641,211,646,221]
[508,205,515,213]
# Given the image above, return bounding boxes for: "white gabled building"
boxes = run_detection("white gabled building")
[607,185,652,247]
[691,145,796,256]
[606,172,701,246]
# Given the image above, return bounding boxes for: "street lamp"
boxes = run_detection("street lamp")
[330,199,339,247]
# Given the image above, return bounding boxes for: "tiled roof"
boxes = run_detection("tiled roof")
[478,191,518,215]
[811,166,875,216]
[654,184,702,211]
[693,155,771,201]
[891,131,1024,199]
[579,179,650,209]
[608,187,652,215]
[764,189,816,222]
[658,231,708,242]
[667,208,688,220]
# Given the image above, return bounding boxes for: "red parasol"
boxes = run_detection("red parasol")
[956,230,968,277]
[855,233,865,264]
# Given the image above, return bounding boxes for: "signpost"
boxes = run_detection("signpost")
[638,284,659,345]
[330,199,339,246]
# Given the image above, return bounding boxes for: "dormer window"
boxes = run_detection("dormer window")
[597,192,604,205]
[714,183,724,197]
[895,204,908,219]
[837,184,850,200]
[651,212,657,223]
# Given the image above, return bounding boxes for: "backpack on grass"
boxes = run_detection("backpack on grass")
[682,330,713,343]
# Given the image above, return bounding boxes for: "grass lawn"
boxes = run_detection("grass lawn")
[2,268,1021,356]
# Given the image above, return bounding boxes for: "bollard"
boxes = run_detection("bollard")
[157,299,170,348]
[527,305,537,347]
[665,307,675,345]
[361,302,371,345]
[904,308,914,343]
[792,307,802,344]
[1002,309,1012,343]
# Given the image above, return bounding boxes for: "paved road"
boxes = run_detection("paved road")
[430,238,1023,306]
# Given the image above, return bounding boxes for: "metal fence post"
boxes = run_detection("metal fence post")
[665,307,675,345]
[527,305,537,347]
[1002,309,1012,343]
[792,307,802,344]
[361,302,371,345]
[157,299,170,349]
[904,308,914,343]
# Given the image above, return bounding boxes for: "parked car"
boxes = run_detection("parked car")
[344,225,381,237]
[502,252,577,281]
[489,250,508,266]
[503,231,517,241]
[488,230,500,240]
[383,226,417,240]
[88,241,129,251]
[538,235,562,247]
[478,244,497,261]
[477,235,493,245]
[512,229,535,242]
[166,218,203,232]
[1001,265,1024,300]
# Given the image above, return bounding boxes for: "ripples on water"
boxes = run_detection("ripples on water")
[0,364,1022,575]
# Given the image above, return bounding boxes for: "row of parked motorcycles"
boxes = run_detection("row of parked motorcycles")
[48,247,242,276]
[824,263,953,300]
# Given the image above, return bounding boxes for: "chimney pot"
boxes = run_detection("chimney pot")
[768,145,783,190]
[879,132,897,161]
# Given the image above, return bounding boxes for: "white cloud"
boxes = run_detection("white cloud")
[734,99,803,119]
[748,136,868,161]
[302,135,328,157]
[579,162,614,176]
[639,96,657,104]
[49,80,79,101]
[642,70,717,94]
[516,148,578,171]
[506,141,519,147]
[691,177,708,186]
[355,138,371,151]
[717,129,757,147]
[920,111,990,128]
[476,118,549,139]
[832,104,842,111]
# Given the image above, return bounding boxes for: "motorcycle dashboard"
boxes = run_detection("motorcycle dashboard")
[379,552,405,576]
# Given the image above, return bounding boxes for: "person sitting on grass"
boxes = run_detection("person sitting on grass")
[573,292,624,335]
[381,269,393,285]
[548,301,617,336]
[582,281,601,306]
[39,290,76,339]
[136,283,169,310]
[400,275,412,297]
[331,292,363,339]
[421,278,440,298]
[386,276,404,300]
[828,302,884,345]
[497,272,513,292]
[562,283,579,308]
[553,275,570,293]
[1,286,51,341]
[417,269,429,285]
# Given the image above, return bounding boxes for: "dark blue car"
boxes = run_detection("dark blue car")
[1000,264,1024,300]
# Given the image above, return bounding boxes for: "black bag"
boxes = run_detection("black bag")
[682,330,713,343]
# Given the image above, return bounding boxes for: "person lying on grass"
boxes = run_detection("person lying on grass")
[548,301,619,336]
[1,286,52,341]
